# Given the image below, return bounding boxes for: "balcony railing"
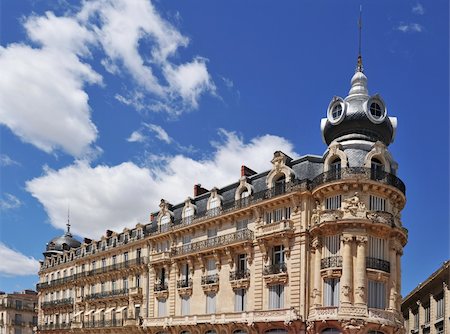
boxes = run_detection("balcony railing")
[263,263,287,275]
[154,282,168,291]
[366,257,390,273]
[177,278,193,288]
[201,274,219,285]
[84,288,128,300]
[321,256,343,269]
[82,319,127,328]
[172,229,253,256]
[41,298,73,309]
[229,269,250,281]
[311,167,405,194]
[0,302,35,311]
[39,323,71,330]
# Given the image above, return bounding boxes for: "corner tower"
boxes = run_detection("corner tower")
[307,56,407,334]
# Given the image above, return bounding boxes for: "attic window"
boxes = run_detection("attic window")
[370,102,382,119]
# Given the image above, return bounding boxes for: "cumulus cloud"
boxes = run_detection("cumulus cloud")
[0,12,101,157]
[0,154,20,167]
[0,243,40,276]
[397,23,423,33]
[1,0,215,157]
[412,3,425,15]
[0,193,23,211]
[127,130,147,143]
[26,130,297,238]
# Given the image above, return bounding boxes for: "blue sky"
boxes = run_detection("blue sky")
[0,0,448,297]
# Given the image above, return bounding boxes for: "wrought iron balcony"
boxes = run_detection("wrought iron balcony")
[366,257,390,273]
[41,298,73,309]
[39,323,71,330]
[0,302,35,311]
[201,274,219,285]
[263,263,287,275]
[321,256,343,269]
[84,288,128,300]
[229,269,250,281]
[172,229,253,256]
[310,167,405,195]
[177,278,193,288]
[154,282,168,291]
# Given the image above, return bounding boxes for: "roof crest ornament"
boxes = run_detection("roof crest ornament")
[356,5,364,73]
[66,204,72,236]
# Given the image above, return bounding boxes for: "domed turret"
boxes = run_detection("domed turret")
[321,57,397,146]
[43,220,81,257]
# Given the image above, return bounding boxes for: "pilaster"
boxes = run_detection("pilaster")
[312,237,322,307]
[354,235,367,306]
[340,234,353,306]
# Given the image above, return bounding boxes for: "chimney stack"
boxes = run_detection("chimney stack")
[241,165,257,177]
[194,184,208,197]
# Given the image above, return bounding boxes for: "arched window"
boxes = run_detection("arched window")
[265,330,288,334]
[208,197,220,217]
[240,189,250,207]
[370,158,384,180]
[273,175,286,195]
[330,158,341,179]
[160,215,170,232]
[184,206,194,224]
[233,330,247,334]
[321,329,341,334]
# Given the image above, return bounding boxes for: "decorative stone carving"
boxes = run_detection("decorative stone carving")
[343,192,366,217]
[324,141,348,172]
[342,285,351,297]
[266,151,295,187]
[355,286,365,300]
[356,235,368,244]
[311,237,322,250]
[320,209,344,222]
[235,176,254,201]
[366,211,394,226]
[340,318,366,334]
[341,234,353,244]
[364,140,391,173]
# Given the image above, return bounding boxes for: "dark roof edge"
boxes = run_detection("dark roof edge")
[402,260,450,305]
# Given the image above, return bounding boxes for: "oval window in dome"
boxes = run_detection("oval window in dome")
[332,103,343,120]
[370,102,383,119]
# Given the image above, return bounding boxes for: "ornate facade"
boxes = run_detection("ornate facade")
[0,290,38,334]
[37,57,408,334]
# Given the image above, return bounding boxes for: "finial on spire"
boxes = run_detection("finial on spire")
[66,204,71,235]
[356,5,364,73]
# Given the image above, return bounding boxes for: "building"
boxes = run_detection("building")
[401,261,449,334]
[37,54,408,334]
[0,290,38,334]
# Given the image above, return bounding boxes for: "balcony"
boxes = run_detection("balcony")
[83,319,128,328]
[308,306,338,321]
[0,302,35,312]
[172,229,253,257]
[177,278,193,296]
[229,269,250,290]
[321,256,343,270]
[366,257,390,273]
[150,251,171,264]
[263,263,288,284]
[39,323,71,330]
[256,219,294,239]
[154,282,168,299]
[310,167,406,195]
[84,288,128,301]
[201,274,219,293]
[41,298,73,309]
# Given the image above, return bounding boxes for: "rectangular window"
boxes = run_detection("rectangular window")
[91,261,96,270]
[265,212,272,224]
[206,293,216,314]
[368,280,386,309]
[124,252,129,262]
[135,275,141,288]
[369,195,386,211]
[323,278,340,306]
[90,284,95,294]
[181,296,190,316]
[207,228,217,238]
[182,263,189,280]
[268,284,284,309]
[182,235,191,245]
[111,280,116,291]
[236,219,248,231]
[207,258,217,274]
[101,282,105,293]
[136,248,141,259]
[102,258,106,268]
[325,195,342,210]
[234,288,246,312]
[323,235,341,257]
[237,254,247,271]
[436,324,444,334]
[123,278,128,290]
[368,237,387,260]
[112,255,117,266]
[424,304,430,324]
[284,207,291,220]
[272,245,285,265]
[413,311,419,329]
[273,208,283,222]
[436,294,444,319]
[158,298,167,317]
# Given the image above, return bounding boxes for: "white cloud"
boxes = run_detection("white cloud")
[127,130,147,143]
[0,154,20,167]
[26,131,297,238]
[0,193,23,211]
[145,123,172,144]
[0,243,40,277]
[80,0,215,114]
[397,23,423,33]
[0,12,101,157]
[221,76,234,89]
[412,3,425,15]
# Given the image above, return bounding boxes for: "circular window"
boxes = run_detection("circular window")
[365,96,386,124]
[327,97,346,124]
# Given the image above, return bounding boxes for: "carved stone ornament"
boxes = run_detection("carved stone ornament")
[366,211,394,226]
[342,285,351,297]
[341,234,353,244]
[356,286,365,299]
[356,235,368,244]
[340,318,366,334]
[311,237,322,250]
[311,288,320,299]
[342,192,366,217]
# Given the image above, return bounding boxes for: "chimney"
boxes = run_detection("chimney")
[106,230,113,237]
[194,184,208,197]
[241,165,257,177]
[83,238,92,244]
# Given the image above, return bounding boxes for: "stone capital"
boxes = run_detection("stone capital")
[342,234,353,244]
[311,237,322,250]
[355,235,368,245]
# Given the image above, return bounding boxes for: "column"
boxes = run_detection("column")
[312,237,322,307]
[396,246,403,310]
[389,239,398,310]
[354,235,367,306]
[340,234,353,305]
[430,294,436,334]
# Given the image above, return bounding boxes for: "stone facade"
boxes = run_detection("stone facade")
[37,59,408,334]
[0,290,38,334]
[401,261,449,334]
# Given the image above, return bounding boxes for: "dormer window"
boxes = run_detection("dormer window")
[366,96,386,124]
[327,97,345,124]
[273,175,286,195]
[370,102,382,119]
[332,103,342,120]
[371,158,384,180]
[160,215,171,233]
[330,158,341,178]
[184,206,194,224]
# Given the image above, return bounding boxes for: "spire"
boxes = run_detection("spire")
[66,205,71,236]
[356,5,364,73]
